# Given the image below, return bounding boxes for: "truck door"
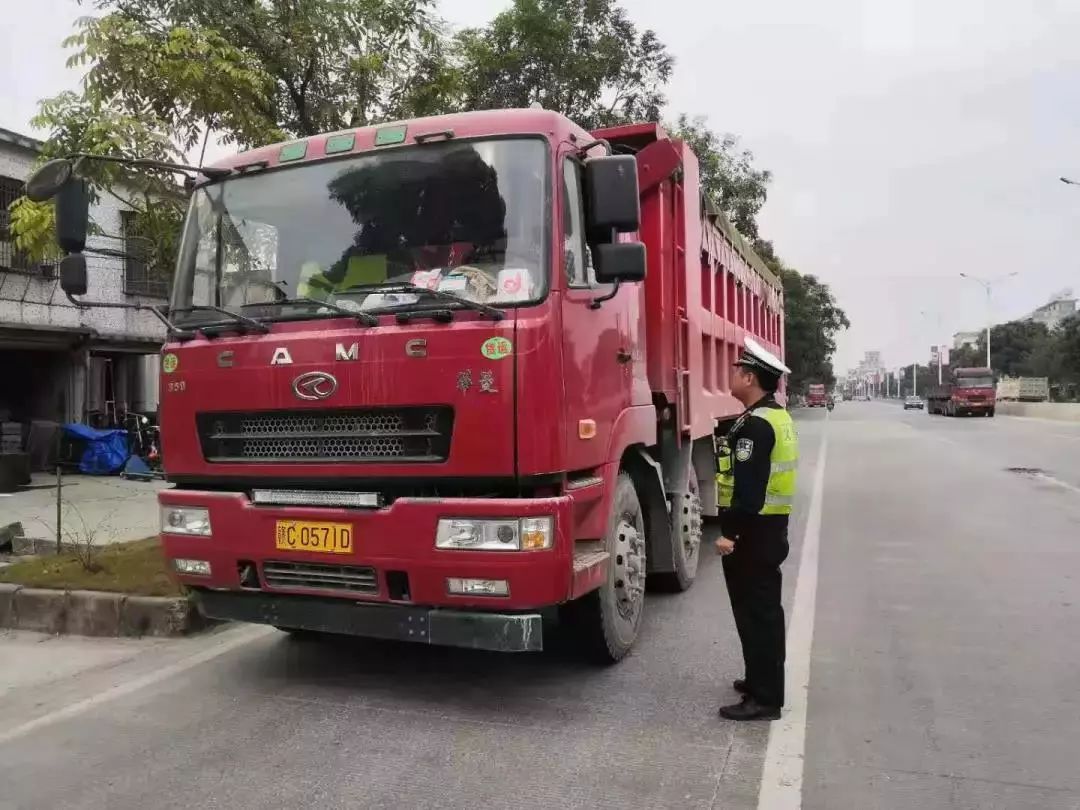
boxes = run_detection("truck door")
[558,153,635,473]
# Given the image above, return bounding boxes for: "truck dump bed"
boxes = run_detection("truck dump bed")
[593,123,786,438]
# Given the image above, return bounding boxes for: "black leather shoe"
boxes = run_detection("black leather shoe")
[733,679,750,694]
[718,697,781,721]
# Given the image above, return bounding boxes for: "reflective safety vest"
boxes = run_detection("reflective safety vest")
[297,255,389,299]
[716,406,799,515]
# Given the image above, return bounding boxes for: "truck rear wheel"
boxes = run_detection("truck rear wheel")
[651,482,702,592]
[566,472,646,663]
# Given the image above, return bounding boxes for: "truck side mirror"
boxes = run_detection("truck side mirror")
[55,179,90,255]
[24,158,74,202]
[584,155,640,233]
[60,254,88,296]
[593,242,646,284]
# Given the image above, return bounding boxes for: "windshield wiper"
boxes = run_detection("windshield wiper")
[171,305,271,335]
[242,298,378,327]
[337,283,505,321]
[394,308,455,324]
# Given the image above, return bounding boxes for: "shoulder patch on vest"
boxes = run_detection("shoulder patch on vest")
[735,438,754,462]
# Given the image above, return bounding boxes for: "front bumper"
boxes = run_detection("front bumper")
[194,589,543,652]
[159,489,574,611]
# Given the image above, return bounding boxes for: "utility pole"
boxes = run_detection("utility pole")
[959,272,1019,370]
[912,362,917,397]
[921,310,944,385]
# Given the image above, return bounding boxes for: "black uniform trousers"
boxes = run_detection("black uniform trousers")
[721,512,790,708]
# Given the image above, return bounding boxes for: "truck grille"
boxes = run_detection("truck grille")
[263,561,379,595]
[196,407,452,463]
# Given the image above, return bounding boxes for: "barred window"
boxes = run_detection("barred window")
[121,209,171,298]
[0,175,34,271]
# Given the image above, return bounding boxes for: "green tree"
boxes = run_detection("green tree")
[83,0,450,141]
[11,0,451,265]
[670,115,770,240]
[455,0,672,130]
[1055,314,1080,380]
[11,92,193,268]
[753,240,849,390]
[453,1,769,238]
[968,320,1051,376]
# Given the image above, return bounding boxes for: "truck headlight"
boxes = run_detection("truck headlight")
[435,517,553,551]
[161,506,212,536]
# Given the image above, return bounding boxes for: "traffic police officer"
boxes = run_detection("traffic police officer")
[715,337,798,721]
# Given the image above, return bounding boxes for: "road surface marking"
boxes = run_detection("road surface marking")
[0,625,272,745]
[756,420,828,809]
[1026,470,1080,495]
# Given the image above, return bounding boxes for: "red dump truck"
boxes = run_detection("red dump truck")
[37,109,784,660]
[927,367,996,417]
[806,384,827,407]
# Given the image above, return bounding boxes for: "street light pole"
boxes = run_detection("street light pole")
[959,272,1019,371]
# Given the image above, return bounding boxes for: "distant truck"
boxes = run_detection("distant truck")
[806,384,827,407]
[927,367,996,417]
[996,376,1049,402]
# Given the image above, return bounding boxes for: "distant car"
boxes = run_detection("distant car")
[903,395,924,410]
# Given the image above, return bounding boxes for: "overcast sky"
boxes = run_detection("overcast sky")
[3,0,1079,371]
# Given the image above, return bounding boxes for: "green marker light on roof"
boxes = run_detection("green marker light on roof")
[279,142,307,162]
[375,125,407,146]
[325,133,355,154]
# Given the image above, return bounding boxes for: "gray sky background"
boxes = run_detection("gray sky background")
[3,0,1079,372]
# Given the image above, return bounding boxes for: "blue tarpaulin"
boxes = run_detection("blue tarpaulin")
[63,423,129,475]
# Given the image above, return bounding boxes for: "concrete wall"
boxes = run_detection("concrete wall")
[0,141,167,344]
[998,402,1080,422]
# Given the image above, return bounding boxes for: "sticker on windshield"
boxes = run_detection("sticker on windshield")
[494,268,532,303]
[481,336,513,360]
[439,274,468,293]
[162,353,179,374]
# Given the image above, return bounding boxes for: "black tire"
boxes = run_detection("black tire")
[651,484,703,593]
[565,472,646,663]
[987,409,995,418]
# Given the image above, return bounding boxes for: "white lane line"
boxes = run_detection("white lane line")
[756,421,828,809]
[0,625,272,745]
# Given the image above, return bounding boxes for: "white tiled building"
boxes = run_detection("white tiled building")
[1026,294,1077,331]
[0,127,164,435]
[953,331,980,350]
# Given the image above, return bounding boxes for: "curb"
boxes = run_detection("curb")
[9,537,82,556]
[0,583,211,638]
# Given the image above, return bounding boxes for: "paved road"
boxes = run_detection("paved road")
[2,404,1078,809]
[804,401,1080,809]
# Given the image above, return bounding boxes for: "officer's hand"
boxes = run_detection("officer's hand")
[715,537,736,556]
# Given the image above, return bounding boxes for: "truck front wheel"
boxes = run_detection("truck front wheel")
[566,472,646,663]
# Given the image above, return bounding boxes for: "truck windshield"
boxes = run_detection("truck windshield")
[169,138,548,326]
[958,376,994,388]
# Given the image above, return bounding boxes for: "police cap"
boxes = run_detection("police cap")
[734,337,791,378]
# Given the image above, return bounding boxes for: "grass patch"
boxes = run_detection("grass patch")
[0,537,183,597]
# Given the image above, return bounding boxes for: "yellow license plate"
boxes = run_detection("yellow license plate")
[275,521,354,554]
